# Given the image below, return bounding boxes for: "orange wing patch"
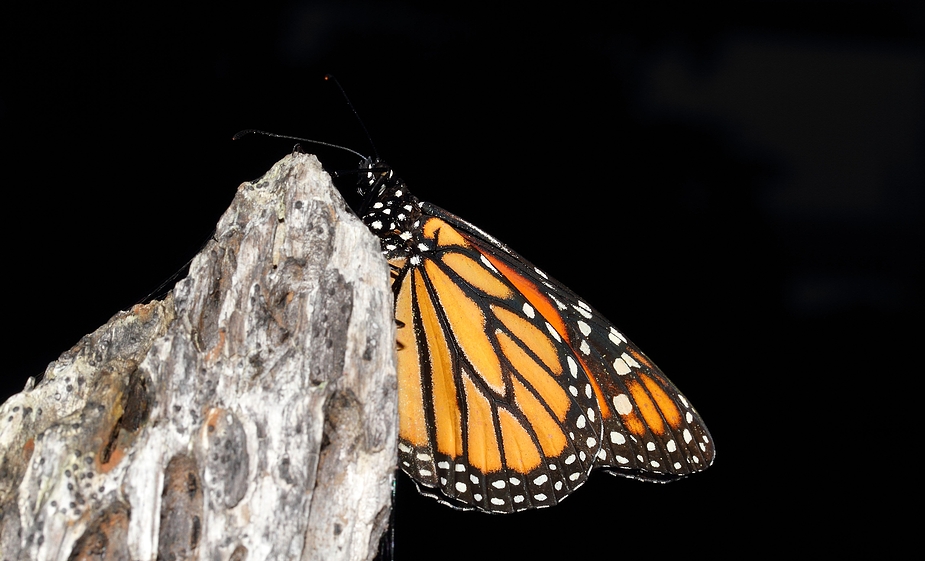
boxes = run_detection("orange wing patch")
[395,270,428,447]
[640,373,682,429]
[462,372,503,473]
[425,259,505,394]
[414,268,463,458]
[498,408,542,473]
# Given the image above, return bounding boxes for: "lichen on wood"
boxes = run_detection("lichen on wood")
[0,153,397,561]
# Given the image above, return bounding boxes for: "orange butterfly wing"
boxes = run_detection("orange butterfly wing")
[393,213,603,513]
[359,161,713,513]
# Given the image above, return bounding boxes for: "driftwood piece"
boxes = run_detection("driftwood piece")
[0,153,397,560]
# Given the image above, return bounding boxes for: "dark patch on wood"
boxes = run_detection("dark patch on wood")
[229,544,248,561]
[158,454,204,561]
[100,366,152,466]
[324,389,362,453]
[278,454,294,485]
[203,408,249,508]
[308,270,353,385]
[0,497,23,557]
[193,246,228,354]
[304,199,336,273]
[67,501,130,561]
[190,515,201,549]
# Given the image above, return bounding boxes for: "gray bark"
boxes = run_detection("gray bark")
[0,153,397,560]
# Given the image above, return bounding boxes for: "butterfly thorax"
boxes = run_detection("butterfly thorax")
[358,160,426,261]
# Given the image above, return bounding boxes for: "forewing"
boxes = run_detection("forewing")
[393,215,603,513]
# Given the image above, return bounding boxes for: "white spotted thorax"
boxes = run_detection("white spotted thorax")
[358,160,428,262]
[353,157,714,514]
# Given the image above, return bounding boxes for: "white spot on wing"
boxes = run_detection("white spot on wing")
[622,352,640,368]
[573,304,592,319]
[613,394,633,415]
[546,323,562,342]
[612,357,631,375]
[608,327,626,344]
[577,320,591,336]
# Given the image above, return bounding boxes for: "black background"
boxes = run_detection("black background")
[1,1,921,558]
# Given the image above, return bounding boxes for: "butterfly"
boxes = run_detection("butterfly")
[354,157,715,513]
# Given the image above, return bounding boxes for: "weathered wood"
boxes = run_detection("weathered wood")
[0,153,397,560]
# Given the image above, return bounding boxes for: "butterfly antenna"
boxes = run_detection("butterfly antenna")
[232,129,368,161]
[324,74,380,160]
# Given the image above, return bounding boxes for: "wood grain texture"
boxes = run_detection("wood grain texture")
[0,153,396,560]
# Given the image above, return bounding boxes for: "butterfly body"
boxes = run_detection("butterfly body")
[356,159,714,513]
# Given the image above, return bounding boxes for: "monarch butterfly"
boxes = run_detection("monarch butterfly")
[355,157,715,513]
